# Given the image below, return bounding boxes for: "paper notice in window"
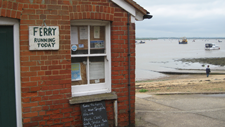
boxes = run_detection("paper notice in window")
[94,26,100,38]
[71,26,78,44]
[90,62,105,80]
[80,27,88,40]
[71,63,82,81]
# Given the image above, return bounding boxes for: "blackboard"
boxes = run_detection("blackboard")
[80,101,109,127]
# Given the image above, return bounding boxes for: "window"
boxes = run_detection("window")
[70,20,111,97]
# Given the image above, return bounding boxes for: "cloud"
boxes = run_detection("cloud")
[134,0,225,37]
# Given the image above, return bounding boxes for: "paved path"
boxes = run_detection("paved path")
[135,93,225,127]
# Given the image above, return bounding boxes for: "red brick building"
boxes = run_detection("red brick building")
[0,0,151,126]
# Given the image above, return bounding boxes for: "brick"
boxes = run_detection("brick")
[23,122,38,127]
[50,104,63,110]
[40,5,46,9]
[39,111,45,116]
[20,20,35,24]
[23,118,30,123]
[47,120,53,125]
[30,77,41,81]
[21,82,37,87]
[20,51,36,56]
[39,121,46,125]
[29,4,39,9]
[31,116,42,121]
[30,66,40,71]
[49,65,62,70]
[6,9,11,17]
[16,11,21,19]
[23,112,38,118]
[43,115,50,120]
[47,5,61,10]
[23,108,30,112]
[21,67,29,71]
[42,106,49,110]
[22,87,30,92]
[61,108,73,113]
[47,15,62,20]
[31,97,42,102]
[54,119,61,124]
[61,117,73,122]
[22,92,37,97]
[50,114,63,119]
[38,101,46,105]
[22,9,35,14]
[49,95,64,100]
[22,98,30,103]
[1,9,6,17]
[22,102,38,108]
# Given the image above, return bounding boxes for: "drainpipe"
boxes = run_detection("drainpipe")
[127,12,153,127]
[127,12,131,126]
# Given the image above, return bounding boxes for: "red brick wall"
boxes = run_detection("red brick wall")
[0,0,136,126]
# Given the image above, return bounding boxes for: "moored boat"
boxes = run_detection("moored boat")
[139,41,145,44]
[179,37,188,44]
[205,43,220,50]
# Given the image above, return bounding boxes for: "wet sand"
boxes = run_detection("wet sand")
[135,57,225,93]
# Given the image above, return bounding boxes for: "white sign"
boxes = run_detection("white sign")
[71,26,78,44]
[79,27,88,40]
[89,62,105,80]
[94,26,100,38]
[29,26,59,50]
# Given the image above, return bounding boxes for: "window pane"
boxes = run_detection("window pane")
[90,26,105,54]
[89,56,105,84]
[71,57,88,85]
[71,26,88,55]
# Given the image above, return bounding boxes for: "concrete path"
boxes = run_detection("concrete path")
[135,93,225,127]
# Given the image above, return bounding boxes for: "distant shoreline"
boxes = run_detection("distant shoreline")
[136,37,225,40]
[178,57,225,66]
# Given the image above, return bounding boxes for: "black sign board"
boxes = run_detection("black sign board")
[80,101,109,127]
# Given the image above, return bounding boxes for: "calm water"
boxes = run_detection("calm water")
[135,39,225,81]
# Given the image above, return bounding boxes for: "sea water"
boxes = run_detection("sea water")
[135,39,225,81]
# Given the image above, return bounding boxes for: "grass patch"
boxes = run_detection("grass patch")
[167,87,171,90]
[135,80,154,83]
[212,88,224,91]
[139,89,148,92]
[150,89,161,92]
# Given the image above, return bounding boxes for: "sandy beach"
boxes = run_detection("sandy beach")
[136,74,225,94]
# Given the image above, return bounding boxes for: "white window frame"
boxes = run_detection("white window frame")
[70,20,111,97]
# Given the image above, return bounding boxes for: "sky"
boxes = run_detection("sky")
[134,0,225,38]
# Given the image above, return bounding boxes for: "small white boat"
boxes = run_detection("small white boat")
[205,43,220,50]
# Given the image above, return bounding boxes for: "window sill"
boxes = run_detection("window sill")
[69,92,117,104]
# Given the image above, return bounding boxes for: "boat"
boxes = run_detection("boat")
[205,43,220,50]
[179,37,188,44]
[139,41,145,44]
[218,40,222,42]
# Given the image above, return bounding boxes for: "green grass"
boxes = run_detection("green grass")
[150,89,161,92]
[139,89,148,92]
[212,88,224,91]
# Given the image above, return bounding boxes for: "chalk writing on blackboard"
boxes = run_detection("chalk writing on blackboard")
[80,101,109,127]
